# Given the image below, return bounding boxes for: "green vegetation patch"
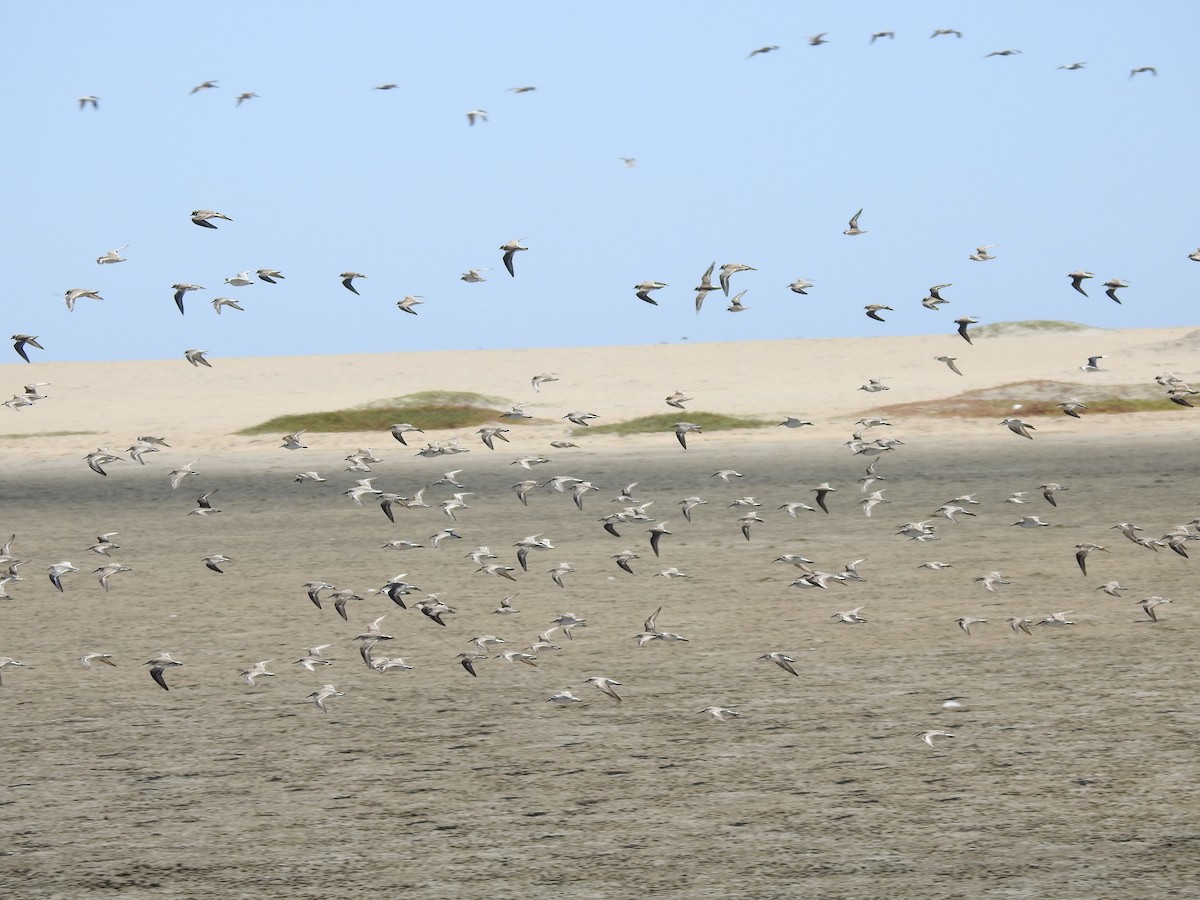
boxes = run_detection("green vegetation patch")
[972,320,1095,338]
[577,411,775,437]
[236,390,516,435]
[872,381,1183,418]
[0,430,99,439]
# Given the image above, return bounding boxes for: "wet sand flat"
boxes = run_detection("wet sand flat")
[2,423,1199,898]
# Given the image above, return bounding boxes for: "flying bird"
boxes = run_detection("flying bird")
[48,561,80,592]
[12,335,44,363]
[936,356,963,376]
[78,95,99,110]
[190,80,219,94]
[171,283,202,314]
[1068,270,1094,296]
[1000,417,1035,439]
[96,245,128,265]
[191,210,232,228]
[340,272,366,294]
[466,109,488,125]
[1129,67,1157,79]
[634,281,667,305]
[500,239,527,277]
[1103,278,1127,304]
[65,288,103,312]
[955,316,979,343]
[843,209,866,236]
[747,46,780,58]
[145,653,183,690]
[694,262,719,313]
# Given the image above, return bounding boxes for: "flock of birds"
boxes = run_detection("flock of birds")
[739,28,1160,79]
[1,29,1194,756]
[11,201,1200,380]
[1,335,1196,743]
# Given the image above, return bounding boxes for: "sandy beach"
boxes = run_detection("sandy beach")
[2,325,1199,898]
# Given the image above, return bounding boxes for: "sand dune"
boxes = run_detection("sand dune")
[2,325,1195,459]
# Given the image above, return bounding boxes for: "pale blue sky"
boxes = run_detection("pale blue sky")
[5,2,1196,362]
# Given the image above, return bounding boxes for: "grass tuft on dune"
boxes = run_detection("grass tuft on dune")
[872,380,1185,417]
[236,391,517,434]
[576,412,774,437]
[973,320,1096,338]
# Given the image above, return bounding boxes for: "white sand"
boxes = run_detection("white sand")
[2,325,1197,458]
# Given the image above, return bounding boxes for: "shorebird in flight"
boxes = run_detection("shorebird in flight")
[304,684,344,712]
[956,616,987,636]
[936,356,963,376]
[190,80,218,94]
[235,91,259,106]
[340,272,366,294]
[146,652,183,690]
[585,676,623,701]
[747,45,780,58]
[634,281,667,305]
[466,109,488,125]
[191,210,232,228]
[79,95,99,110]
[1103,278,1127,304]
[96,245,128,265]
[171,283,202,314]
[674,422,701,449]
[500,239,527,276]
[719,263,755,296]
[1068,270,1094,296]
[693,262,719,313]
[843,209,866,235]
[1129,67,1157,79]
[969,244,997,261]
[955,316,979,343]
[758,652,798,676]
[920,730,954,747]
[64,288,103,312]
[1000,417,1035,439]
[700,706,742,721]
